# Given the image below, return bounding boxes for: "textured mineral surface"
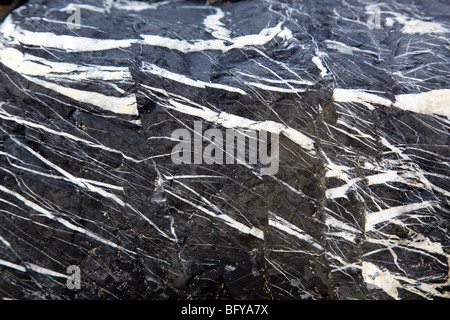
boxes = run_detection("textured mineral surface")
[0,0,449,300]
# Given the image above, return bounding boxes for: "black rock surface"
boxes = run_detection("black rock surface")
[0,0,448,300]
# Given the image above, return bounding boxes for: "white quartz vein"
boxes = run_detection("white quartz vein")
[333,88,392,110]
[165,98,316,153]
[142,62,246,95]
[334,88,450,118]
[203,7,231,41]
[23,75,138,115]
[0,108,146,163]
[0,258,69,279]
[8,136,177,242]
[0,184,132,254]
[268,211,323,251]
[1,15,289,54]
[165,189,264,240]
[141,22,287,53]
[0,46,138,115]
[394,89,450,118]
[365,201,436,232]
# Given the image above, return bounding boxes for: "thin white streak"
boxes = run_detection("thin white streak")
[0,259,26,272]
[0,235,11,248]
[336,119,376,141]
[325,40,379,56]
[9,137,176,242]
[0,258,68,278]
[0,185,129,253]
[325,215,362,234]
[0,152,122,191]
[60,3,107,13]
[142,62,246,95]
[165,189,264,239]
[163,175,226,180]
[39,17,99,30]
[236,71,315,86]
[0,109,142,163]
[268,211,323,251]
[0,47,132,80]
[245,82,306,93]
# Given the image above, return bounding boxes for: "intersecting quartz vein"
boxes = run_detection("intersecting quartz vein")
[0,0,448,300]
[5,135,177,242]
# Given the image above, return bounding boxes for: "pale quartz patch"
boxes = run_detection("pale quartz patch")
[333,89,392,110]
[396,16,449,34]
[366,171,403,185]
[203,7,231,40]
[362,262,400,299]
[325,162,352,182]
[113,0,171,11]
[334,88,450,118]
[278,27,293,40]
[312,55,327,77]
[395,89,450,118]
[326,216,361,234]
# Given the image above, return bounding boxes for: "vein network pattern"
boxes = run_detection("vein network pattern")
[0,0,449,300]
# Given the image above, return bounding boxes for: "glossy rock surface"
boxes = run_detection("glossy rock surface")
[0,0,449,299]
